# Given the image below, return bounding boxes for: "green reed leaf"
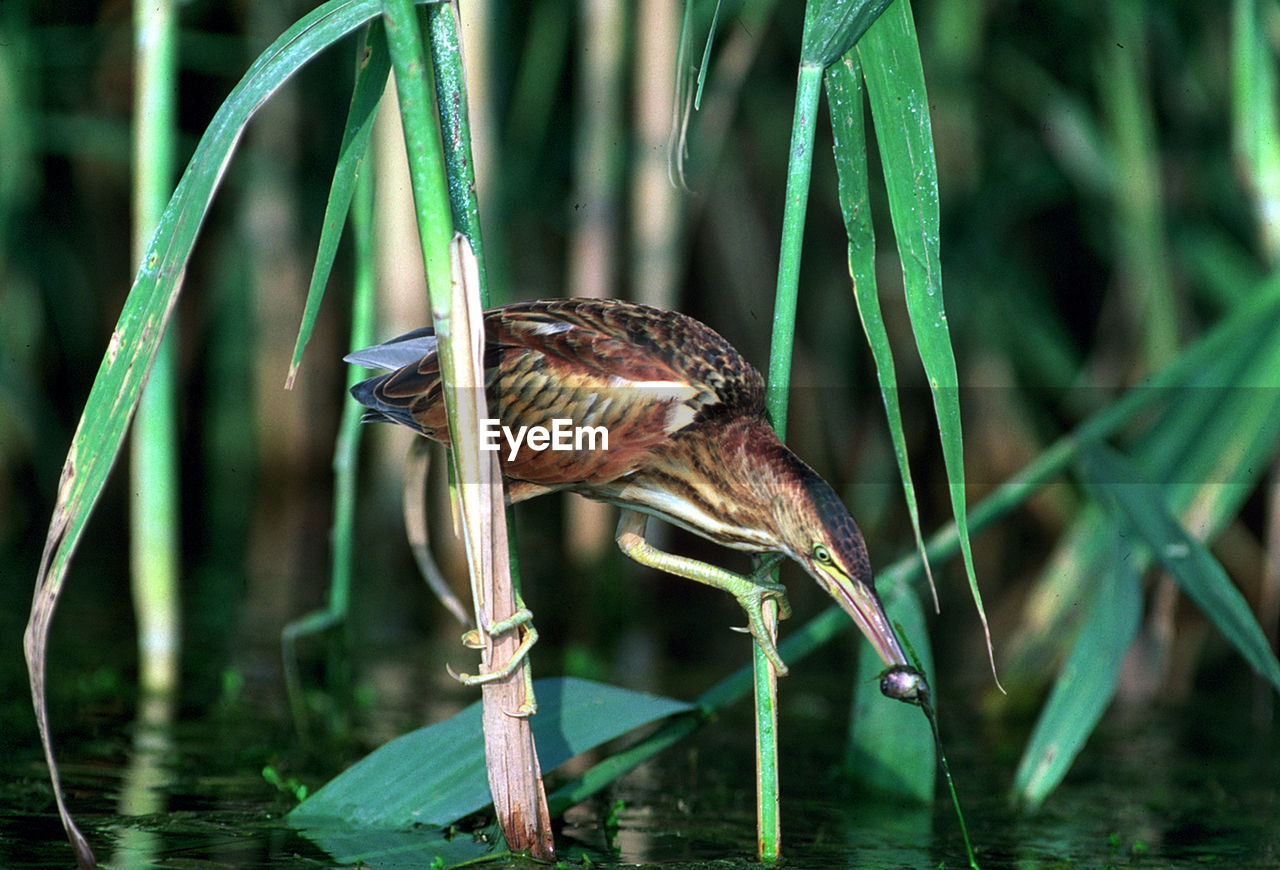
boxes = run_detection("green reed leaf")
[802,0,893,67]
[287,21,390,387]
[826,48,936,609]
[1012,554,1142,810]
[26,3,421,863]
[859,0,997,684]
[290,677,693,830]
[1079,444,1280,693]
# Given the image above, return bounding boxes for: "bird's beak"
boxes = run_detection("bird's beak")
[814,564,908,667]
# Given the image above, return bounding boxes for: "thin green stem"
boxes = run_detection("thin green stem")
[754,57,825,865]
[130,0,180,704]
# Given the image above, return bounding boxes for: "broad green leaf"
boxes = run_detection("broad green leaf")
[287,21,390,387]
[1012,555,1142,810]
[1079,445,1280,693]
[846,580,936,801]
[826,47,936,607]
[288,677,693,830]
[802,0,894,67]
[859,0,994,678]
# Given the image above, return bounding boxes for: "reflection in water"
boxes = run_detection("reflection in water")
[110,692,175,870]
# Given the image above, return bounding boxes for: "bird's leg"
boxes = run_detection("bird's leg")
[615,509,792,675]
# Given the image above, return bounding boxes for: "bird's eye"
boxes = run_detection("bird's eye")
[812,543,833,565]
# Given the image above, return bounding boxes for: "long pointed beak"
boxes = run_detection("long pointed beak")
[816,565,908,667]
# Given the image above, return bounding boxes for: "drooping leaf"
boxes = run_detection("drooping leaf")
[288,677,693,830]
[826,47,936,608]
[859,0,997,684]
[286,21,391,387]
[25,4,416,862]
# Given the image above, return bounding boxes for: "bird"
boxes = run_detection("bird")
[345,297,909,676]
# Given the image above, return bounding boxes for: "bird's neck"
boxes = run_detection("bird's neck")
[726,418,823,544]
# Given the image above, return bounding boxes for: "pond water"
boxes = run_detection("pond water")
[2,644,1277,869]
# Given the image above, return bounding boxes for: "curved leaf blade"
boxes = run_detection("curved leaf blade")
[286,20,391,387]
[826,49,936,608]
[1012,555,1142,810]
[1079,444,1280,693]
[25,1,401,861]
[858,0,997,683]
[802,0,893,67]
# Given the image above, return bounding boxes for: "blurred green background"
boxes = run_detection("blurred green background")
[2,0,1277,824]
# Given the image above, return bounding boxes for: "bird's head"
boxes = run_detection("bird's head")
[773,464,909,669]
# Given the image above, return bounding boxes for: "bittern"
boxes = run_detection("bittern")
[346,298,909,677]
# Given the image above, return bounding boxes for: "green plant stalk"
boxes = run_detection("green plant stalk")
[547,275,1280,813]
[755,57,825,865]
[426,0,528,607]
[330,147,378,681]
[130,0,180,705]
[426,1,489,302]
[1100,1,1176,367]
[382,0,550,856]
[1232,0,1280,263]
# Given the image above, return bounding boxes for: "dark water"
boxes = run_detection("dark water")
[3,650,1277,869]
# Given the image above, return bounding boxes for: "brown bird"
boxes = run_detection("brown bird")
[346,298,908,675]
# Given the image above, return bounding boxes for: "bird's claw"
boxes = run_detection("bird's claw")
[734,583,791,676]
[449,607,539,712]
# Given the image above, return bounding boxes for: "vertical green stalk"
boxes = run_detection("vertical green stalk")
[1232,0,1280,263]
[130,0,180,704]
[283,23,390,730]
[426,1,490,300]
[757,58,825,865]
[382,0,551,856]
[426,1,530,610]
[329,147,378,683]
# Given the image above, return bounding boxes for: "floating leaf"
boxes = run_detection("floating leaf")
[288,677,693,831]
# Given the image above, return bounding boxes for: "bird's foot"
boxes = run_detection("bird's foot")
[731,579,792,676]
[449,607,540,715]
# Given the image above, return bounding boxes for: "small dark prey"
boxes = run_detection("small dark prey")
[346,297,909,677]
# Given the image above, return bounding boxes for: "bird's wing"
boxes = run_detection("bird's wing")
[346,299,766,489]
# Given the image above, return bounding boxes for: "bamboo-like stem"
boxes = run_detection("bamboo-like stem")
[425,0,532,668]
[755,56,826,865]
[130,0,181,708]
[330,143,379,677]
[426,1,489,297]
[381,0,551,856]
[119,13,180,868]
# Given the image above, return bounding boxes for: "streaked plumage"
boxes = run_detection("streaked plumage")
[348,298,908,672]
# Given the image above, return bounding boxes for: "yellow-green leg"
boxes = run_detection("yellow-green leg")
[615,509,792,675]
